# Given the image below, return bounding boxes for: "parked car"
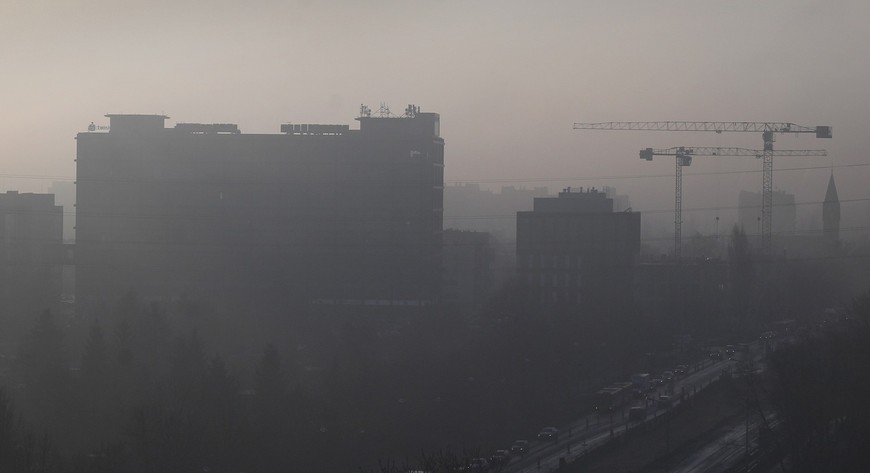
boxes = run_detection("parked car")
[658,395,672,408]
[537,427,559,441]
[510,440,529,455]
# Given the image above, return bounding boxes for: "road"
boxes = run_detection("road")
[502,353,746,473]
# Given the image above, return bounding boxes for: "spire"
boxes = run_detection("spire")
[824,171,839,204]
[823,171,840,247]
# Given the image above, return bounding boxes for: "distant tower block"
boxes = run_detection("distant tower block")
[823,172,840,246]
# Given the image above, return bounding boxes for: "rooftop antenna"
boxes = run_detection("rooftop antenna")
[404,104,420,118]
[376,102,392,118]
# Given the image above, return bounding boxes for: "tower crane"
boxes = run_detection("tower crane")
[573,121,832,255]
[639,147,828,261]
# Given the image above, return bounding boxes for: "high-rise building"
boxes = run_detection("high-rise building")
[516,187,640,307]
[75,110,443,313]
[823,172,840,246]
[443,184,550,241]
[0,191,63,313]
[442,229,495,310]
[737,190,796,237]
[47,181,76,242]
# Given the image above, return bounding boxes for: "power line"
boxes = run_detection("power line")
[0,162,867,187]
[446,163,870,185]
[443,196,870,222]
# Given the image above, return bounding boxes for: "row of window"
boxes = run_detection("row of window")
[520,254,583,270]
[524,271,582,289]
[541,290,583,305]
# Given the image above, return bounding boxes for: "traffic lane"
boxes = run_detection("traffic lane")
[505,357,743,472]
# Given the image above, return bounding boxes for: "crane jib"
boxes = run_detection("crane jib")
[574,121,831,138]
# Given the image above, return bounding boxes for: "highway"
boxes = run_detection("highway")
[501,352,747,473]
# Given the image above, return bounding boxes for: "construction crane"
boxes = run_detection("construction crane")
[639,147,828,261]
[574,121,832,255]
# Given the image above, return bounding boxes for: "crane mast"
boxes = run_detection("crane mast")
[639,147,827,261]
[575,121,832,256]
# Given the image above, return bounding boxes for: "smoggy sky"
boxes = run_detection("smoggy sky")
[2,0,869,236]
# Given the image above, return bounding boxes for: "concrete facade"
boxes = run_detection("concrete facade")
[75,111,444,313]
[442,229,495,310]
[0,191,63,313]
[516,188,640,307]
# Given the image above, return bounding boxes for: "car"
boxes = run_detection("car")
[658,395,672,408]
[674,364,687,376]
[537,427,559,441]
[489,450,509,466]
[760,331,777,340]
[467,458,489,472]
[709,351,722,360]
[661,370,675,382]
[510,440,529,455]
[650,378,663,387]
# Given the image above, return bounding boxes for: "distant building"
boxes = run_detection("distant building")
[602,186,632,212]
[0,191,63,313]
[822,172,840,246]
[633,259,727,326]
[442,229,495,310]
[75,109,443,313]
[516,187,641,307]
[443,184,550,242]
[47,181,75,242]
[737,190,796,238]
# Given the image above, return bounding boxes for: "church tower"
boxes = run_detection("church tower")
[822,172,840,246]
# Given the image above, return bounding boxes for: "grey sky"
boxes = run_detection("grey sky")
[2,0,868,234]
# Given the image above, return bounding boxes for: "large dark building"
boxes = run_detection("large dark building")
[75,109,444,313]
[516,187,640,307]
[0,191,63,314]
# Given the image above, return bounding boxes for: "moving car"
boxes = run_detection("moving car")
[537,427,559,441]
[510,440,529,455]
[489,450,509,466]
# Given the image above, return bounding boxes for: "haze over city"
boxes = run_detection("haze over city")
[2,1,870,472]
[3,0,870,237]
